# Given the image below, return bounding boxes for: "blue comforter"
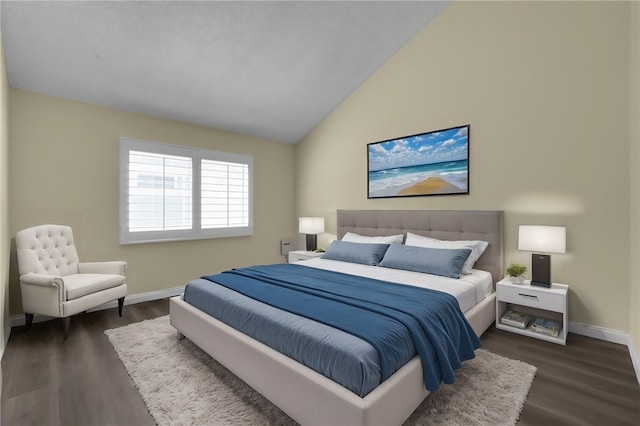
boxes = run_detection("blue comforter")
[201,264,480,392]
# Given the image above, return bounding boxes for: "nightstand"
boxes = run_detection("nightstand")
[496,278,568,345]
[288,250,324,263]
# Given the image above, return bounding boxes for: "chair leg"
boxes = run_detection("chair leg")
[118,297,125,317]
[24,313,34,332]
[62,317,70,340]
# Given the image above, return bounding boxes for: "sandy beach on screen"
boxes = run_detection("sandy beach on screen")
[397,177,463,195]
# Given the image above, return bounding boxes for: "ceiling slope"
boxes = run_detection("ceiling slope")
[1,1,447,143]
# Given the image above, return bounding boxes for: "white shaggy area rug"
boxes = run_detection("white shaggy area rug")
[105,315,536,426]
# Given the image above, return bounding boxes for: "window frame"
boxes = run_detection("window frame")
[119,137,253,244]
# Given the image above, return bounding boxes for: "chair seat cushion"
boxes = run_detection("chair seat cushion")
[64,274,126,301]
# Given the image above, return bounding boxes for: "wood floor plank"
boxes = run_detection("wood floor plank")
[2,385,60,426]
[2,299,639,426]
[1,300,167,426]
[481,327,640,426]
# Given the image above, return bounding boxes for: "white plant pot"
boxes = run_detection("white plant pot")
[509,275,524,284]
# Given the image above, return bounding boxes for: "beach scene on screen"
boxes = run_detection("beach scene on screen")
[368,126,469,198]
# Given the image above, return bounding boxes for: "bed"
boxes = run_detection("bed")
[170,209,504,426]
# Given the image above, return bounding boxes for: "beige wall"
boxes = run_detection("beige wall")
[1,33,10,352]
[297,1,633,332]
[8,89,297,316]
[630,1,640,352]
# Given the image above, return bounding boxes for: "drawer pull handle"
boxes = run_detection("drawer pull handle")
[518,293,538,300]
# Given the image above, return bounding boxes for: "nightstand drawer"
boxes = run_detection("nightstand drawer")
[289,253,311,262]
[288,250,324,263]
[497,285,564,311]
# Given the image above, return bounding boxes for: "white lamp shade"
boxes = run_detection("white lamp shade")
[518,225,566,254]
[299,217,325,234]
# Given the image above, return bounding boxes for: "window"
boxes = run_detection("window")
[120,137,253,244]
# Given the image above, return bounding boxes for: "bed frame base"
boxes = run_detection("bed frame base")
[170,292,496,426]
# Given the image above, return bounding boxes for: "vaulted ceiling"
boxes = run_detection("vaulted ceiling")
[1,1,447,143]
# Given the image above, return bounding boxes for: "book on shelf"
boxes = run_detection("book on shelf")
[531,317,561,337]
[500,310,532,329]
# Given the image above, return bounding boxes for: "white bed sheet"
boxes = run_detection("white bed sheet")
[296,258,493,313]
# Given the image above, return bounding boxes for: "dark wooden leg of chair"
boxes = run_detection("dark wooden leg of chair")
[118,297,125,317]
[62,317,70,340]
[25,313,34,332]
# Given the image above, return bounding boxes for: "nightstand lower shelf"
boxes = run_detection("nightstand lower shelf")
[495,322,565,345]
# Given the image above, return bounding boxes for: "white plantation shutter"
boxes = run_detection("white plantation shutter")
[201,160,249,229]
[120,137,253,244]
[128,151,192,232]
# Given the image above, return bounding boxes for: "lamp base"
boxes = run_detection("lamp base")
[305,234,317,252]
[531,253,551,287]
[530,280,552,288]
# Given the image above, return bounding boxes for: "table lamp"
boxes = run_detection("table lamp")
[299,217,325,251]
[518,225,566,288]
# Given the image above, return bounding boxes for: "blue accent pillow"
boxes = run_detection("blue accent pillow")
[321,240,390,266]
[378,244,472,279]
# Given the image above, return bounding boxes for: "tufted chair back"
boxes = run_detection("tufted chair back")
[16,224,80,277]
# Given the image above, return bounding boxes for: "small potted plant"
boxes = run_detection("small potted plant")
[506,263,527,284]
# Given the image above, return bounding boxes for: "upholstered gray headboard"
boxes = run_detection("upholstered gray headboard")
[336,210,504,285]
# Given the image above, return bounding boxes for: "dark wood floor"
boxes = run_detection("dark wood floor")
[1,300,168,426]
[482,326,640,425]
[1,299,639,426]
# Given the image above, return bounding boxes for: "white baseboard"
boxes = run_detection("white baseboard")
[569,321,640,385]
[9,285,185,328]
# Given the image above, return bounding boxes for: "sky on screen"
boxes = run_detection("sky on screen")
[368,126,468,172]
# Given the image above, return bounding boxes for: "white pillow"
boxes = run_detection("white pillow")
[404,232,489,275]
[341,232,404,245]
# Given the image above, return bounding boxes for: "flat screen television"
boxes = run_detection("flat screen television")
[367,124,469,199]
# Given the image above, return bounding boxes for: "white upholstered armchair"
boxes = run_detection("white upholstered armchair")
[16,224,127,339]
